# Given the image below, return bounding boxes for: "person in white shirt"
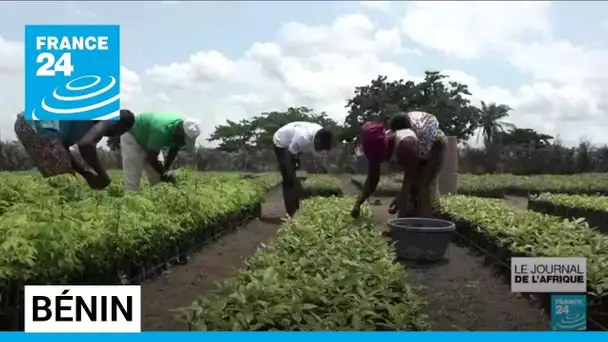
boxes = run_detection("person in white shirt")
[273,121,334,216]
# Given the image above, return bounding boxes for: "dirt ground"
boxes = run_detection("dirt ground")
[141,187,285,331]
[503,195,529,209]
[339,177,549,331]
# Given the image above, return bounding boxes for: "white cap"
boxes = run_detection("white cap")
[183,117,201,139]
[182,117,201,151]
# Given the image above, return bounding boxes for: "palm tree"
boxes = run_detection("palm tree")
[477,101,515,148]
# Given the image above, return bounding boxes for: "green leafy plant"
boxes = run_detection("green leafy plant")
[303,175,342,197]
[0,171,281,315]
[351,173,608,197]
[529,193,608,234]
[179,197,429,331]
[532,193,608,212]
[440,195,608,300]
[456,173,608,195]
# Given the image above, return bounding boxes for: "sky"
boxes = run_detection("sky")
[1,1,607,147]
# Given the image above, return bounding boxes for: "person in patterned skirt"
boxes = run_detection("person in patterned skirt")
[14,110,135,189]
[351,111,447,218]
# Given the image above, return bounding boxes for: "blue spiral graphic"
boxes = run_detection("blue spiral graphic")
[32,75,120,120]
[554,313,586,330]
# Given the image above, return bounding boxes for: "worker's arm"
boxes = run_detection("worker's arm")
[77,121,119,185]
[65,146,89,176]
[163,146,180,171]
[145,149,166,176]
[355,158,381,207]
[143,130,174,177]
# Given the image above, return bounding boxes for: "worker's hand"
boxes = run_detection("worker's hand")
[388,197,399,214]
[83,170,111,190]
[81,170,97,186]
[351,204,361,218]
[161,172,176,184]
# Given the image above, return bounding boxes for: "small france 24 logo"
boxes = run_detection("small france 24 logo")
[24,285,141,333]
[551,294,587,331]
[24,25,120,121]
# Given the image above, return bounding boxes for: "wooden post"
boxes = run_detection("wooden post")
[439,136,458,195]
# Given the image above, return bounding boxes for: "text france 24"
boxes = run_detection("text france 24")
[24,25,121,121]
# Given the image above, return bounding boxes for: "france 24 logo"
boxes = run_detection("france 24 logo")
[24,285,141,333]
[24,25,121,121]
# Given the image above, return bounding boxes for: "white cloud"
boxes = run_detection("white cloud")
[119,65,154,114]
[139,6,608,145]
[142,13,417,125]
[65,2,98,19]
[401,1,552,59]
[277,13,405,56]
[226,93,262,106]
[0,35,23,74]
[396,1,607,145]
[155,92,171,103]
[442,69,604,145]
[146,50,234,89]
[506,40,608,84]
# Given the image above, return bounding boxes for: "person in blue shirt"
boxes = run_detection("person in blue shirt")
[14,109,135,189]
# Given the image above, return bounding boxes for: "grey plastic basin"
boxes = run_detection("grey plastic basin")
[388,218,456,262]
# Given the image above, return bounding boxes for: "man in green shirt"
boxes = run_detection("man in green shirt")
[121,111,201,191]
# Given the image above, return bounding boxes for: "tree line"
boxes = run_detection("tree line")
[6,70,590,175]
[205,71,554,152]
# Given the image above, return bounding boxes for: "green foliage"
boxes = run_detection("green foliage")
[244,172,282,192]
[207,119,257,152]
[303,175,342,197]
[179,197,429,331]
[441,195,608,298]
[529,193,608,235]
[209,71,527,152]
[533,193,608,212]
[208,107,342,152]
[478,101,514,147]
[344,72,481,144]
[495,128,554,149]
[351,173,608,197]
[0,171,278,287]
[490,174,608,194]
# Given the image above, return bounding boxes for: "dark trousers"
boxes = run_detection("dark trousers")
[274,147,302,216]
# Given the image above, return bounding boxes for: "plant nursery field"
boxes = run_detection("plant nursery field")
[1,171,608,331]
[352,173,608,197]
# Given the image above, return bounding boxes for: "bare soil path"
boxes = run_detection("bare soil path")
[339,176,549,331]
[141,187,285,331]
[503,195,529,209]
